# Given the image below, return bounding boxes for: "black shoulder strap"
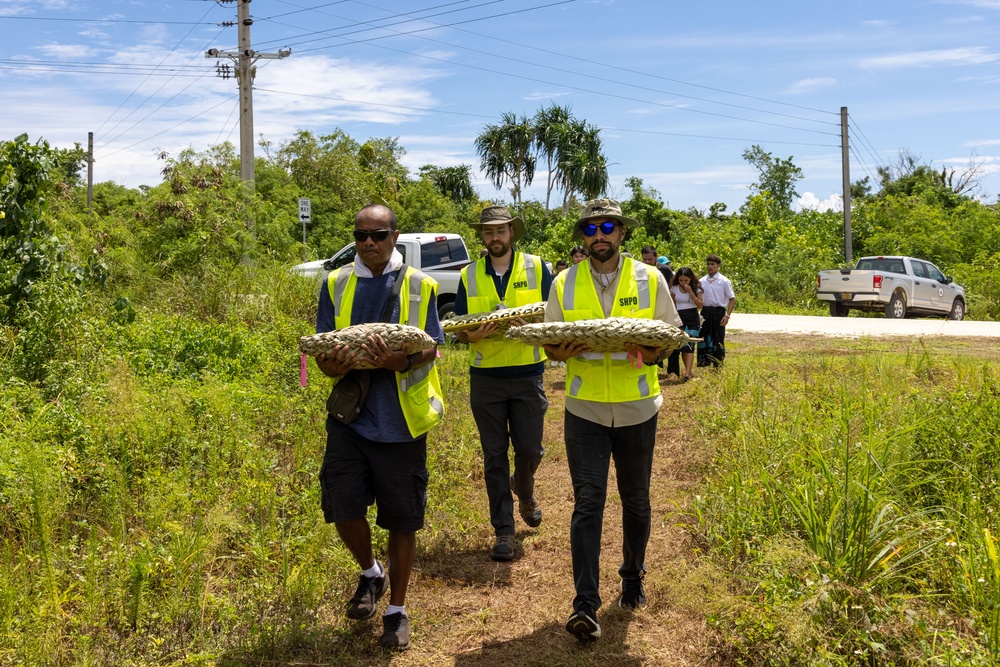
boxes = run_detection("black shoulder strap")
[381,267,406,323]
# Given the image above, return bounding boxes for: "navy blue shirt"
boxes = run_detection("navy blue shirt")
[454,252,553,379]
[317,269,444,443]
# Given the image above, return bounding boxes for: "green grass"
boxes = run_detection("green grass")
[3,266,1000,665]
[687,337,1000,665]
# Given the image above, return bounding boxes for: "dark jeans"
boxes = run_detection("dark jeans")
[469,373,547,536]
[564,410,657,612]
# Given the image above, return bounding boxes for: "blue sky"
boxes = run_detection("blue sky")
[2,0,999,213]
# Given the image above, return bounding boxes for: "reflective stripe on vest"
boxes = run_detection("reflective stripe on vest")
[462,252,544,368]
[326,266,446,436]
[557,256,660,403]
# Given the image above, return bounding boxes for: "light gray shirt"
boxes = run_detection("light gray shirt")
[545,255,682,428]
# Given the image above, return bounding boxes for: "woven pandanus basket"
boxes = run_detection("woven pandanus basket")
[506,317,691,353]
[299,323,436,369]
[441,302,547,333]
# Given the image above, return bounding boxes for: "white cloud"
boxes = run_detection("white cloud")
[522,90,571,101]
[859,46,999,69]
[796,192,842,212]
[962,138,1000,146]
[785,77,837,94]
[35,43,98,59]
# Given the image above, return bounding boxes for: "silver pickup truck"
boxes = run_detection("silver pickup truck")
[291,233,471,319]
[817,255,966,320]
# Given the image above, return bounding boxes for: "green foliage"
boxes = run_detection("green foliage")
[688,341,1000,663]
[419,164,475,203]
[742,144,804,219]
[475,111,536,206]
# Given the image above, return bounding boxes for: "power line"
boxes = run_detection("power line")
[254,86,495,118]
[254,86,840,148]
[99,94,239,159]
[346,0,838,117]
[316,38,842,137]
[598,125,840,148]
[0,15,218,25]
[256,0,569,53]
[256,3,836,136]
[268,3,835,128]
[849,117,889,172]
[849,144,877,184]
[94,2,222,141]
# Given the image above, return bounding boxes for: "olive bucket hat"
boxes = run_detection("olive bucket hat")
[573,198,640,240]
[469,205,525,243]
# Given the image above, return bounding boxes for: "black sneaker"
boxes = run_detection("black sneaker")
[345,562,388,620]
[510,475,542,528]
[565,607,601,642]
[379,612,410,650]
[619,576,646,609]
[491,534,516,562]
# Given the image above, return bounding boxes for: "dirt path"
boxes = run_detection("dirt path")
[383,368,715,666]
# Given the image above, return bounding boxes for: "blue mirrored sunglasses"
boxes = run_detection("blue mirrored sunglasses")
[581,221,618,237]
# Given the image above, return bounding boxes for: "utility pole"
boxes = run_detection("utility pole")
[87,131,94,214]
[206,0,290,187]
[840,106,853,264]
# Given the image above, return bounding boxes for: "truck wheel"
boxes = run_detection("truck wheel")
[438,300,456,322]
[829,302,849,317]
[948,299,965,321]
[885,293,906,319]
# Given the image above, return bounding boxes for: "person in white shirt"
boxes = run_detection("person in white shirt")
[698,254,735,367]
[669,266,704,380]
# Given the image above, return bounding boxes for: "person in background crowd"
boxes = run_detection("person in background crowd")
[656,256,674,283]
[669,266,704,380]
[543,198,681,643]
[314,204,445,651]
[453,206,553,562]
[554,259,569,274]
[570,245,588,264]
[698,253,736,367]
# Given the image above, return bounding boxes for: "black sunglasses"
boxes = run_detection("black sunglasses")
[353,229,393,243]
[581,221,619,237]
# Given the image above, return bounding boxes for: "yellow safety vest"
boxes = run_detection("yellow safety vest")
[553,256,660,403]
[327,266,445,438]
[461,252,545,368]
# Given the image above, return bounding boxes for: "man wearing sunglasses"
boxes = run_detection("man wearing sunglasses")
[453,206,553,562]
[314,204,445,651]
[543,198,682,643]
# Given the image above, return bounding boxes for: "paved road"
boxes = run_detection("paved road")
[728,314,1000,339]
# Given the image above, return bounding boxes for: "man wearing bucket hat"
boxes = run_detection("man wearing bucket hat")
[543,198,681,643]
[453,206,554,562]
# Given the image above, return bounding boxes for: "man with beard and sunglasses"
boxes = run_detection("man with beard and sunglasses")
[453,206,553,562]
[543,198,681,643]
[314,204,445,651]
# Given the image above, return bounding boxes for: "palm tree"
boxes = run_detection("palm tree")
[533,103,572,211]
[558,121,608,210]
[475,112,535,206]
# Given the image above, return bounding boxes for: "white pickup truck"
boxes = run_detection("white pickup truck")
[817,255,966,320]
[291,232,472,319]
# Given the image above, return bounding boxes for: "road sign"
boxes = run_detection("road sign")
[298,197,311,224]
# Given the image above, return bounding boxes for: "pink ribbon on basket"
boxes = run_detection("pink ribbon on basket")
[627,348,643,369]
[300,353,308,387]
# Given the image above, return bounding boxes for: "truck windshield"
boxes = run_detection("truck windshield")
[857,258,905,273]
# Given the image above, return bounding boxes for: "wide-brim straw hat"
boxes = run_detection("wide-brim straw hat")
[469,205,525,243]
[573,198,640,240]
